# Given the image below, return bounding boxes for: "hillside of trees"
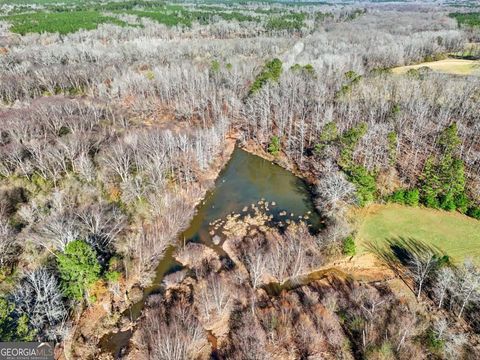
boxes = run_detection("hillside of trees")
[0,0,479,359]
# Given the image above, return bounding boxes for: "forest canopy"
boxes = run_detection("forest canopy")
[0,0,479,359]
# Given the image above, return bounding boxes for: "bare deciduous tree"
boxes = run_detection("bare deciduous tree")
[0,217,18,268]
[433,266,455,309]
[195,274,232,324]
[408,251,438,300]
[144,298,209,360]
[13,268,68,341]
[456,260,480,319]
[316,161,356,216]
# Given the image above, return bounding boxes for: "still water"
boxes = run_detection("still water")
[100,148,322,357]
[183,147,321,245]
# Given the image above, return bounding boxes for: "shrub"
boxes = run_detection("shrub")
[454,193,469,213]
[105,271,121,283]
[268,136,281,156]
[425,328,445,353]
[467,206,480,220]
[404,188,419,206]
[57,240,101,301]
[291,63,316,77]
[343,236,356,256]
[210,60,220,74]
[105,256,122,283]
[0,297,34,341]
[315,11,333,22]
[423,192,440,209]
[440,193,456,212]
[365,341,394,360]
[389,189,405,204]
[347,165,376,206]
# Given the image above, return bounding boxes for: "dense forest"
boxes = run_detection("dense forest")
[0,0,479,359]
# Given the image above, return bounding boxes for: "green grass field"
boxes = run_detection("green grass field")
[391,58,480,76]
[356,204,480,264]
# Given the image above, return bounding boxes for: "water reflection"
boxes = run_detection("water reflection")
[100,148,322,358]
[181,148,321,246]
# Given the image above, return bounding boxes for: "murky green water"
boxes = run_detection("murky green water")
[100,148,322,358]
[182,148,321,246]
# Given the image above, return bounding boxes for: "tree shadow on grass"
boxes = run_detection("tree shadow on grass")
[365,236,446,291]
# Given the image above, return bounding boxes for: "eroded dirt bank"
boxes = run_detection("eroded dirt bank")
[120,209,480,360]
[63,135,239,360]
[94,138,326,359]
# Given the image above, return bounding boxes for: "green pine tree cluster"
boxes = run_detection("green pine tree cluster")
[389,123,479,218]
[336,70,362,98]
[419,123,468,212]
[314,121,338,155]
[290,63,316,78]
[388,188,420,206]
[248,58,283,95]
[57,240,101,301]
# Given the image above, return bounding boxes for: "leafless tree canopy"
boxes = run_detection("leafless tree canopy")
[0,1,479,357]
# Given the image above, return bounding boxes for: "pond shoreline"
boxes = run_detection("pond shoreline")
[97,135,323,359]
[72,135,239,360]
[240,139,318,184]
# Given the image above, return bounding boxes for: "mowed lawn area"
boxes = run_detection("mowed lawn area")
[356,204,480,264]
[391,58,480,76]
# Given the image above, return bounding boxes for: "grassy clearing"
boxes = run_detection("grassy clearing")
[356,204,480,264]
[391,58,480,76]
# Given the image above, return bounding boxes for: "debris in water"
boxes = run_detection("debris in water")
[212,235,221,245]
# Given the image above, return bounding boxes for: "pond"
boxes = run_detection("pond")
[182,147,322,247]
[100,147,322,358]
